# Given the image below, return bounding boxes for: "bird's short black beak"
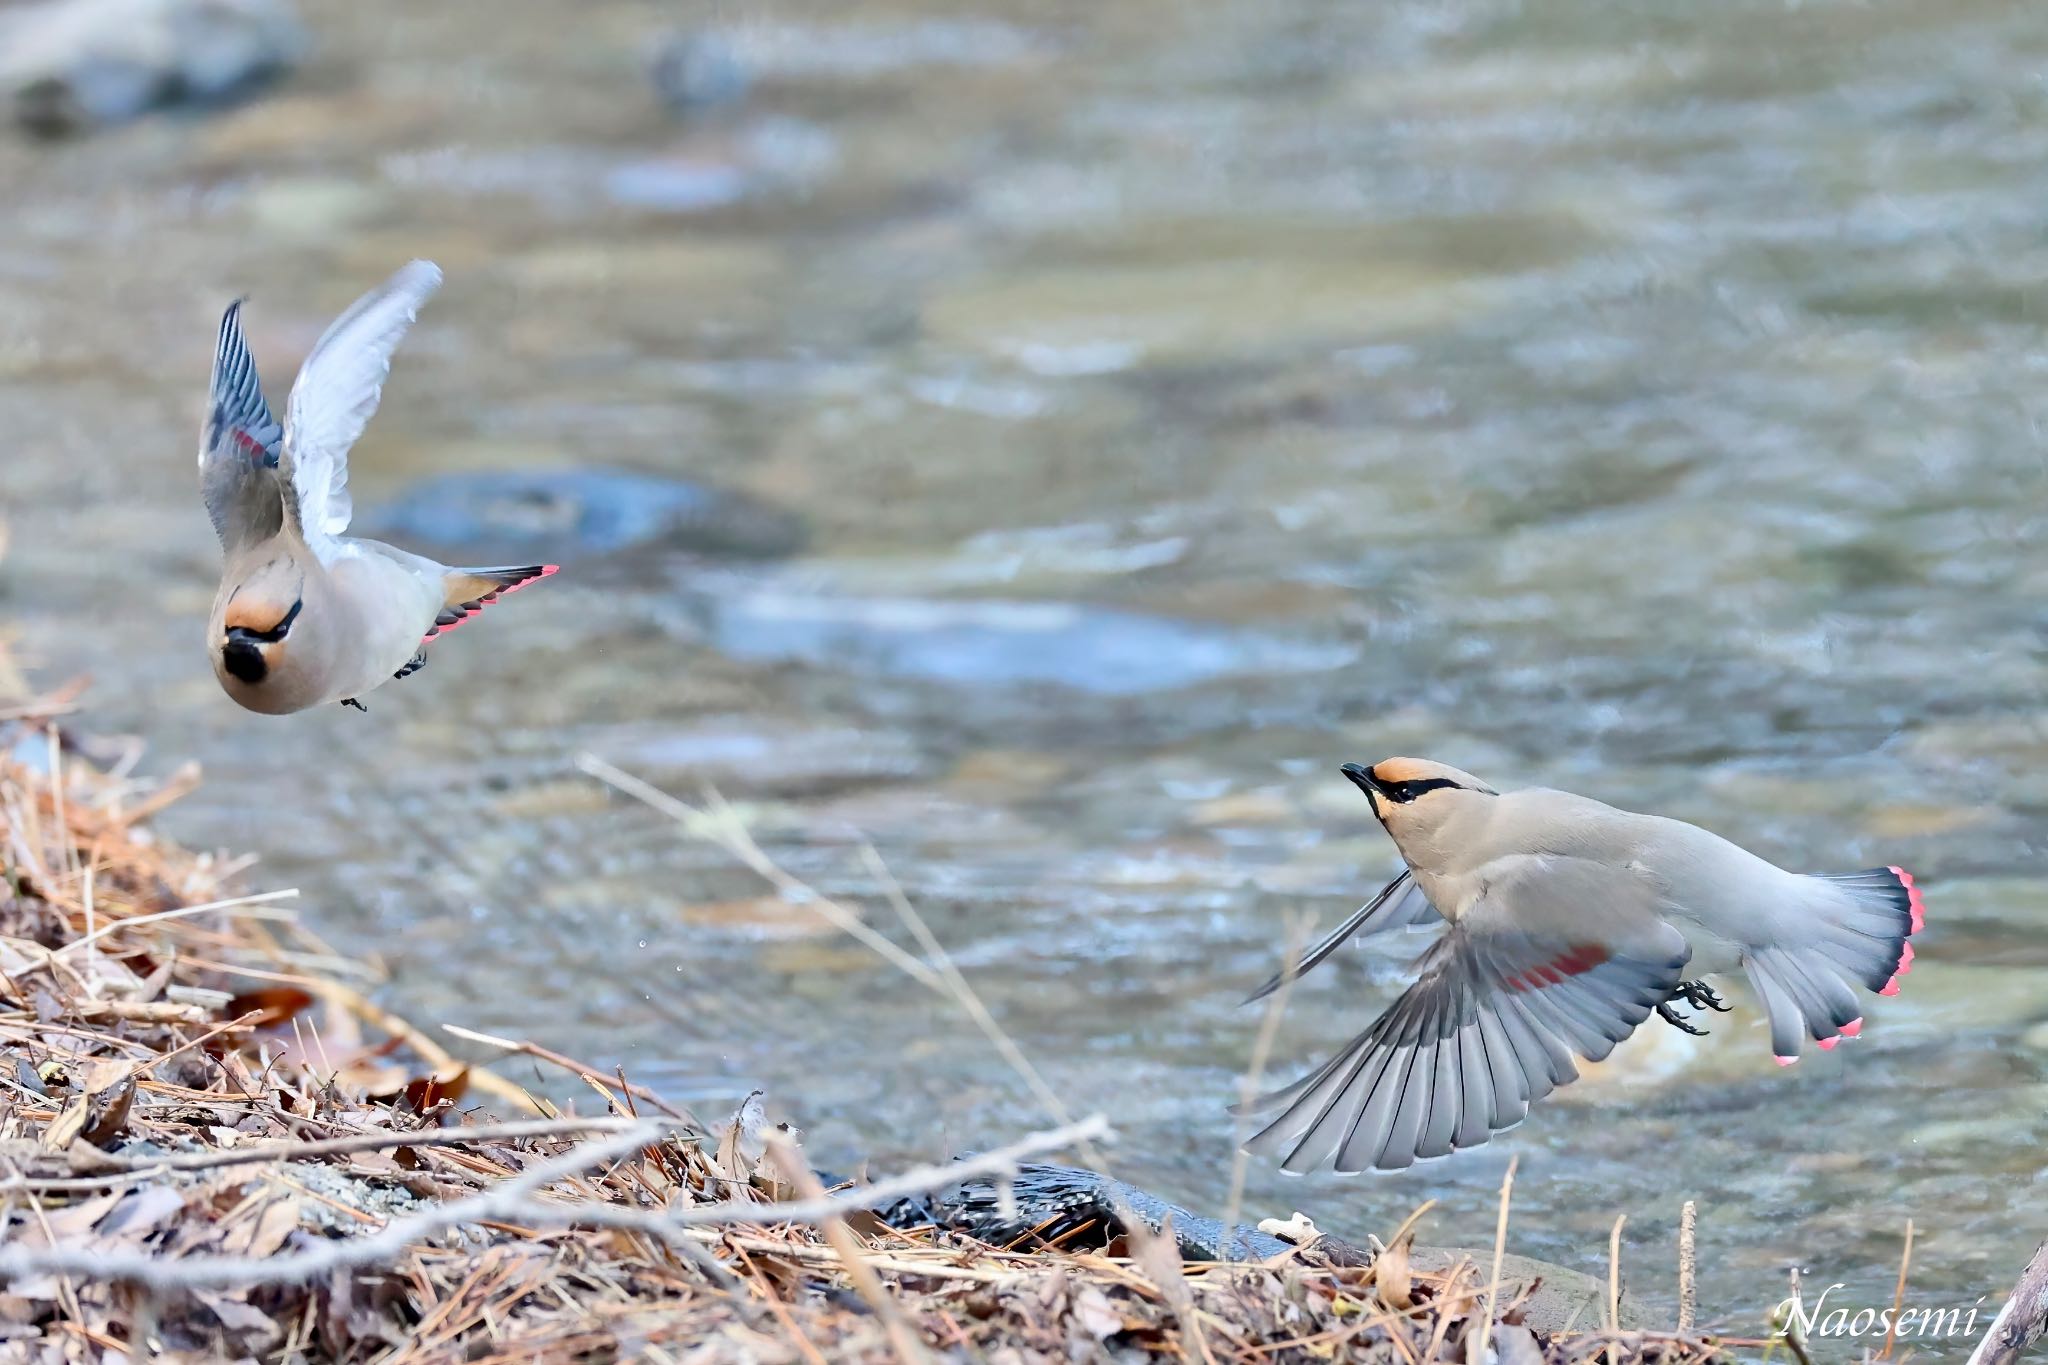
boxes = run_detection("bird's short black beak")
[1340,762,1383,796]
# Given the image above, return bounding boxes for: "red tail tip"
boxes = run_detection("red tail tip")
[1879,940,1915,996]
[1889,865,1925,934]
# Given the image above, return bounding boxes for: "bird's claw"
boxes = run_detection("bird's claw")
[340,697,368,712]
[1673,979,1731,1013]
[1656,979,1729,1035]
[1656,1001,1710,1037]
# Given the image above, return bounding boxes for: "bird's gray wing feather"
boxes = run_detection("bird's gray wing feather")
[198,299,285,552]
[281,260,442,543]
[1243,868,1440,1004]
[1242,856,1689,1175]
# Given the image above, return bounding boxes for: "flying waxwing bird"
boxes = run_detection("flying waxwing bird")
[197,261,558,715]
[1239,759,1923,1175]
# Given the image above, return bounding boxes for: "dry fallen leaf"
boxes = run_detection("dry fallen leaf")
[40,1097,87,1151]
[329,1035,408,1097]
[80,1075,135,1146]
[713,1089,766,1184]
[133,956,174,1004]
[37,1073,132,1154]
[226,1194,304,1260]
[1071,1284,1124,1342]
[1376,1234,1414,1312]
[25,1191,124,1245]
[1490,1321,1546,1365]
[402,1066,469,1113]
[225,986,315,1027]
[1127,1213,1192,1312]
[96,1185,186,1242]
[197,1290,280,1345]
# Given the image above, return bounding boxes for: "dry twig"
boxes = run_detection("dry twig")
[1968,1236,2048,1365]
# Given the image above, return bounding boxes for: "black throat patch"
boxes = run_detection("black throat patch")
[221,638,267,684]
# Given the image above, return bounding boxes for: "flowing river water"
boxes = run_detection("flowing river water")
[6,0,2048,1345]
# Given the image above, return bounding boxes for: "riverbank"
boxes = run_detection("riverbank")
[0,670,1732,1362]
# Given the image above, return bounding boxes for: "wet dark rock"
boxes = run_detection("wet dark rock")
[862,1161,1301,1261]
[1,0,303,137]
[708,591,1356,696]
[855,1160,1635,1332]
[360,467,808,565]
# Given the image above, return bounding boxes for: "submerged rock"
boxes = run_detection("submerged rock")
[0,0,303,137]
[708,591,1356,695]
[360,467,808,565]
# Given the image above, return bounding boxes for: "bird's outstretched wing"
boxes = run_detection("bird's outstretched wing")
[1243,867,1440,1004]
[1241,856,1689,1174]
[198,298,285,552]
[281,260,442,546]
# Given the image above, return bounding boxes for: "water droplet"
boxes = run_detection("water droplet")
[636,938,648,949]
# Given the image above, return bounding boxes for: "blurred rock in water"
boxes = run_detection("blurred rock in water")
[0,0,303,137]
[360,467,809,565]
[648,31,750,117]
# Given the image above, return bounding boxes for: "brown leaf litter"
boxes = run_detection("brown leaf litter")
[0,683,1743,1362]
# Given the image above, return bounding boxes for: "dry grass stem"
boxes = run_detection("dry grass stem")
[1678,1200,1697,1333]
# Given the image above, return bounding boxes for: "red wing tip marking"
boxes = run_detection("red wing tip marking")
[1501,944,1611,994]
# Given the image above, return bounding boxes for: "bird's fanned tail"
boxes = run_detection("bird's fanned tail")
[426,564,560,641]
[1747,866,1922,1065]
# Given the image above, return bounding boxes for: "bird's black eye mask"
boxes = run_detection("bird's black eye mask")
[1379,777,1462,804]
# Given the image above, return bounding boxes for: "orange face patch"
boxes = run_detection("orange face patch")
[223,597,296,634]
[1370,757,1441,785]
